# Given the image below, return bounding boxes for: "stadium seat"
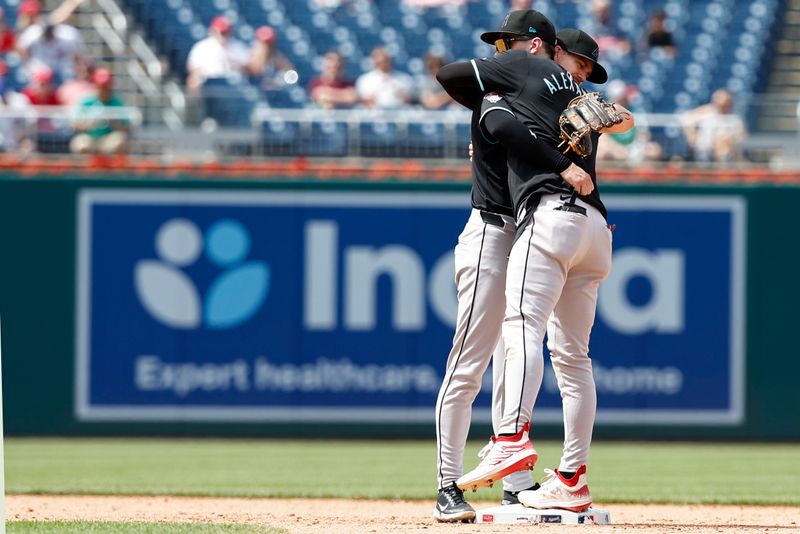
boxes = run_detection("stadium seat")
[201,78,256,127]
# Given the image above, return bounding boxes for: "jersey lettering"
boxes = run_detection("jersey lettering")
[544,72,583,96]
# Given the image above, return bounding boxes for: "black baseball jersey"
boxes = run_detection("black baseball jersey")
[470,51,607,220]
[466,90,514,217]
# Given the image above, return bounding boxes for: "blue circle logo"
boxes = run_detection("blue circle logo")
[134,218,270,330]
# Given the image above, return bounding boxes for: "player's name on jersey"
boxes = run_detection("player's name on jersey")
[543,71,585,96]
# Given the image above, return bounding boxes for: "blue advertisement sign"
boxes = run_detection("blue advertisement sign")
[75,190,745,425]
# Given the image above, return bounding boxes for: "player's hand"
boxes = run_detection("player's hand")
[560,163,594,196]
[468,142,474,160]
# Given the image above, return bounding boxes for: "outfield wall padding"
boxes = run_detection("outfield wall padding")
[0,175,797,440]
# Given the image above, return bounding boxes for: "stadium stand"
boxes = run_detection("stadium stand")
[0,0,796,169]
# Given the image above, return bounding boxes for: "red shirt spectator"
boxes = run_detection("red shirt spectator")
[22,65,61,105]
[309,50,357,108]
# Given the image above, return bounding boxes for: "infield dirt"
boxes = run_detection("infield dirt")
[7,495,800,533]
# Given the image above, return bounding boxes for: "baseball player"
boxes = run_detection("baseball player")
[432,10,559,523]
[438,29,634,512]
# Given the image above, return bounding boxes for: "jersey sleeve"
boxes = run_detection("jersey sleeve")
[471,50,529,95]
[478,93,515,142]
[435,60,486,110]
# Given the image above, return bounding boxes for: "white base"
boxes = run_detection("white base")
[475,504,611,525]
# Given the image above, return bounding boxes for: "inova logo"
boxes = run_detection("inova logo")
[134,218,269,329]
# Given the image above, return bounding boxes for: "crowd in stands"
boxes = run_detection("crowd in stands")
[0,0,129,156]
[183,0,749,165]
[0,0,756,166]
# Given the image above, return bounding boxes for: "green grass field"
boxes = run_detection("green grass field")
[6,438,799,505]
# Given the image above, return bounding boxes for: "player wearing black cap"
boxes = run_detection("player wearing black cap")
[433,9,558,524]
[437,29,633,510]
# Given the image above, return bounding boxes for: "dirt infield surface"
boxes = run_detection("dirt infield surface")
[7,495,799,533]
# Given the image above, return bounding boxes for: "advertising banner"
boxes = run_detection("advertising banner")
[75,190,745,425]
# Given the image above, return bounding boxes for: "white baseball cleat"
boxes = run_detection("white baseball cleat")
[456,422,537,492]
[517,464,592,512]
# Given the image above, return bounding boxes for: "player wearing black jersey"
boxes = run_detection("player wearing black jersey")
[437,29,634,511]
[433,10,559,523]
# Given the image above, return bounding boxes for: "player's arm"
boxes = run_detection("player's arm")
[436,60,485,109]
[601,102,635,134]
[481,97,595,195]
[437,52,528,108]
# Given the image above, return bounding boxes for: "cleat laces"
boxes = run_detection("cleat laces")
[442,485,468,507]
[540,468,557,483]
[477,437,495,460]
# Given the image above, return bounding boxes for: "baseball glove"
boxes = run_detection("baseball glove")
[557,92,624,157]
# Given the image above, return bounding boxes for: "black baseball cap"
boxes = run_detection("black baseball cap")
[556,28,608,84]
[481,10,557,47]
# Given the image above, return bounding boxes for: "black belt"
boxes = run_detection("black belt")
[480,210,505,228]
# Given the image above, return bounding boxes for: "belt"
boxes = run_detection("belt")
[480,210,505,228]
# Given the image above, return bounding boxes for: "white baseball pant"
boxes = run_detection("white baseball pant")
[435,208,534,491]
[499,193,612,472]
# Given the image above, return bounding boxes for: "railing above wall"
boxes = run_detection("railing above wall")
[2,99,799,168]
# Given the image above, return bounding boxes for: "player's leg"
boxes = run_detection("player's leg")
[547,210,611,471]
[490,337,506,437]
[521,206,612,512]
[497,204,589,435]
[546,272,603,471]
[458,200,585,490]
[490,336,536,498]
[435,210,513,510]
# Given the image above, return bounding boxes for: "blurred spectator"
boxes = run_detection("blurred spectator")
[186,16,251,95]
[0,60,34,153]
[643,9,676,59]
[356,47,414,109]
[597,79,662,164]
[0,8,16,55]
[70,68,129,155]
[416,52,454,110]
[17,22,84,81]
[21,64,66,145]
[16,0,86,81]
[57,57,96,107]
[309,50,357,109]
[249,25,296,91]
[680,89,747,163]
[585,0,630,60]
[21,65,61,105]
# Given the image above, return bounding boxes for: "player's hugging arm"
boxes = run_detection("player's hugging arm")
[437,52,527,109]
[436,61,485,109]
[483,110,572,171]
[481,100,596,196]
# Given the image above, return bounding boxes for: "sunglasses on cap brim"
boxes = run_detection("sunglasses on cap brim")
[494,35,533,52]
